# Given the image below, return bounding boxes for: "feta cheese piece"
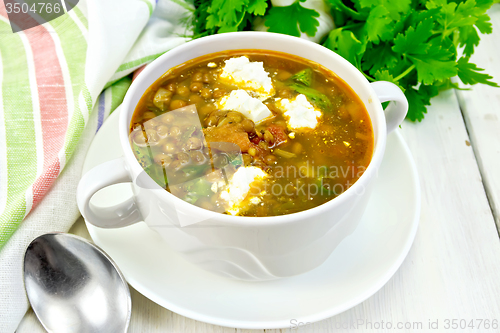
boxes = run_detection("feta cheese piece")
[217,89,273,124]
[276,94,322,130]
[220,166,267,215]
[220,56,275,100]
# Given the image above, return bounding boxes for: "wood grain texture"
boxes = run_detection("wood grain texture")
[16,8,500,333]
[455,5,500,232]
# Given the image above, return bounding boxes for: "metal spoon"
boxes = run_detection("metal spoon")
[23,233,131,333]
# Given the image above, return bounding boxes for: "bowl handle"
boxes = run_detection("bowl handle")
[370,81,409,133]
[77,157,143,228]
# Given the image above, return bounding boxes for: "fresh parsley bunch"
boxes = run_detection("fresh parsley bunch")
[191,0,499,121]
[325,0,499,121]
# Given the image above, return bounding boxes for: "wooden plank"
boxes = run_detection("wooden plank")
[454,5,500,232]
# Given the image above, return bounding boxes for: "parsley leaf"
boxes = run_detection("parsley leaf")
[412,57,457,85]
[365,5,394,43]
[362,43,399,75]
[392,19,435,56]
[458,25,481,58]
[360,0,411,19]
[405,88,428,122]
[192,0,216,38]
[405,85,439,122]
[457,57,500,87]
[324,28,366,69]
[206,0,249,33]
[429,0,478,38]
[408,37,458,85]
[373,69,397,83]
[475,13,493,34]
[247,0,268,16]
[196,0,268,35]
[264,1,320,37]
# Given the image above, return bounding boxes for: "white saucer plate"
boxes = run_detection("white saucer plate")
[83,108,420,329]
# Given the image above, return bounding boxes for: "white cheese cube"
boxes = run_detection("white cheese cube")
[220,56,275,100]
[217,89,273,124]
[276,94,322,130]
[220,166,267,216]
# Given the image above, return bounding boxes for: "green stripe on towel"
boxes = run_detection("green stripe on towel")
[0,21,37,247]
[110,77,132,114]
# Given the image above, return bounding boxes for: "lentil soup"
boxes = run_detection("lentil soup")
[130,50,374,217]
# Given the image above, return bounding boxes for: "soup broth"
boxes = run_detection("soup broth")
[130,50,373,217]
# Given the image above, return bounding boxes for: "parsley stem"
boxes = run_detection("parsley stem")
[362,71,375,82]
[341,22,363,31]
[234,9,246,29]
[394,64,416,82]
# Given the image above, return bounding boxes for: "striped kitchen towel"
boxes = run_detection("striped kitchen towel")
[0,0,192,331]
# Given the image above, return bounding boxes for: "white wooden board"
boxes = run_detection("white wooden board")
[455,5,500,231]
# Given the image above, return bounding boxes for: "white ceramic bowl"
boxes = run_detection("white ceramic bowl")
[77,32,408,281]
